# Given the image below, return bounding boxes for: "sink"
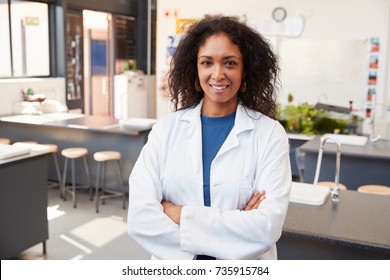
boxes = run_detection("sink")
[119,118,157,130]
[322,133,368,146]
[290,182,330,206]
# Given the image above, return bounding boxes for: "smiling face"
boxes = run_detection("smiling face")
[197,33,244,116]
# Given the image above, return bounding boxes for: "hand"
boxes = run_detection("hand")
[161,201,183,225]
[244,190,266,211]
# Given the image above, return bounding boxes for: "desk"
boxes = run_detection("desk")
[278,190,390,259]
[0,114,152,190]
[0,150,50,259]
[300,135,390,190]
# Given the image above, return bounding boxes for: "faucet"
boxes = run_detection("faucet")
[368,118,381,143]
[313,135,342,202]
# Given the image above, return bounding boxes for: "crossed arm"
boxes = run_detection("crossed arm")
[162,190,266,225]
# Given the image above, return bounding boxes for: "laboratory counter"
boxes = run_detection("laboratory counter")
[278,190,390,259]
[0,113,155,189]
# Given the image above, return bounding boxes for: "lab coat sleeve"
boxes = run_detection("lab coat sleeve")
[180,122,292,259]
[127,121,195,260]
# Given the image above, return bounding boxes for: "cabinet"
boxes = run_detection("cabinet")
[0,153,49,259]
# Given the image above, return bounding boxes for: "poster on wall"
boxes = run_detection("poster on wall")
[365,37,380,119]
[159,18,198,98]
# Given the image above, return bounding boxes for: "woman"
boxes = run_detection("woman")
[127,15,291,260]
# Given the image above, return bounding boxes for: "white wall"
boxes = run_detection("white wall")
[0,78,66,115]
[156,0,390,119]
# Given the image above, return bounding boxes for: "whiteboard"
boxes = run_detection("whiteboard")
[278,39,368,110]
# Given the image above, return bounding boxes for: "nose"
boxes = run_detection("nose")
[212,65,225,81]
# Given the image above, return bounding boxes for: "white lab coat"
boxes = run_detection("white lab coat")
[127,100,291,260]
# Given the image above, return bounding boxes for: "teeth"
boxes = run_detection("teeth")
[212,85,227,90]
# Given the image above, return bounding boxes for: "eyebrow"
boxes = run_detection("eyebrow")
[198,55,240,60]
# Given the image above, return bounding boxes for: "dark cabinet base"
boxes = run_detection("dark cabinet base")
[0,155,48,260]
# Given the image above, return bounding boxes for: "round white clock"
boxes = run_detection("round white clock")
[272,7,287,22]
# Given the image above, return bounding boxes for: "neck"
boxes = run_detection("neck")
[201,101,238,117]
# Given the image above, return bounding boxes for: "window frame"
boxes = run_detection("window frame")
[0,0,53,79]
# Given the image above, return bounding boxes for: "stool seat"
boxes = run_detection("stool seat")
[357,185,390,195]
[94,151,121,162]
[317,181,347,190]
[62,147,88,159]
[0,138,11,145]
[42,144,59,153]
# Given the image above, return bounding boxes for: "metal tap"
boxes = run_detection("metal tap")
[313,135,342,202]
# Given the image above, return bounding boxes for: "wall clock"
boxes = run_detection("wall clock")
[272,7,287,22]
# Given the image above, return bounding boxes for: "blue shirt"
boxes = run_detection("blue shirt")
[201,112,236,206]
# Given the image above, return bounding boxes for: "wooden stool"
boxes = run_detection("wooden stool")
[61,147,92,208]
[93,151,126,213]
[0,138,11,145]
[42,144,62,189]
[357,185,390,195]
[317,181,347,190]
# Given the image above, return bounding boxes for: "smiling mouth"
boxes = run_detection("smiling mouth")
[211,85,228,90]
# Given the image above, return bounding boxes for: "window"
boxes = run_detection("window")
[0,0,50,78]
[0,0,11,76]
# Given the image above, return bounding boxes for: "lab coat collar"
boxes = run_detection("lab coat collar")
[180,99,260,159]
[180,99,259,134]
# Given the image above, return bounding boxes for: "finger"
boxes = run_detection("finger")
[244,191,263,211]
[251,194,266,210]
[244,191,266,211]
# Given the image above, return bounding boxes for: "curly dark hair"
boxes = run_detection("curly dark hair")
[167,15,280,119]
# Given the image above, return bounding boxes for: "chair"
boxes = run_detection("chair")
[357,185,390,195]
[317,181,347,190]
[61,147,92,208]
[0,138,11,145]
[41,144,62,189]
[93,151,126,213]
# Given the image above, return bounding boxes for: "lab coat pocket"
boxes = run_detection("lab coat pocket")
[238,179,254,210]
[211,179,254,210]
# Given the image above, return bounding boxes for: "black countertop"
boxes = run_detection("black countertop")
[283,190,390,254]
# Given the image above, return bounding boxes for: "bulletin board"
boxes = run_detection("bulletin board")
[278,38,368,109]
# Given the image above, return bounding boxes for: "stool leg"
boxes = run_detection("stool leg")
[102,162,107,205]
[61,158,68,200]
[95,162,102,213]
[53,153,62,187]
[115,160,126,210]
[71,159,76,208]
[117,160,126,209]
[82,156,93,201]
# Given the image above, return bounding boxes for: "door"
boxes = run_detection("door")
[83,10,113,116]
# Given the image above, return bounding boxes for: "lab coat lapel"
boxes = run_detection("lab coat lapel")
[181,102,204,203]
[217,104,256,157]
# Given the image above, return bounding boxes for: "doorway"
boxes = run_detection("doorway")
[83,10,112,116]
[65,9,138,117]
